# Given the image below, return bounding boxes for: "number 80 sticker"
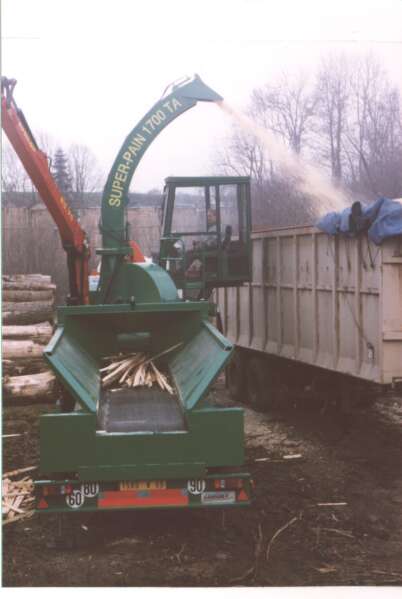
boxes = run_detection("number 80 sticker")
[81,482,99,498]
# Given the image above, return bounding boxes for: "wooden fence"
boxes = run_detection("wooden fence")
[2,205,162,303]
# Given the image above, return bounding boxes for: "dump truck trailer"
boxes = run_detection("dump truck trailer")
[217,224,402,407]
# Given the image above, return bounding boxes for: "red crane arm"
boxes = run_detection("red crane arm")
[1,78,90,304]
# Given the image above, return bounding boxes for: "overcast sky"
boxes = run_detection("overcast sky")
[2,0,402,192]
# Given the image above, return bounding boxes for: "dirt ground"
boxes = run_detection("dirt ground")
[3,381,402,587]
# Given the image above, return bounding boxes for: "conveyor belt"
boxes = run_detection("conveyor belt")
[97,388,186,433]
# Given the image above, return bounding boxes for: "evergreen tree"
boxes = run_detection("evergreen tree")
[52,147,73,199]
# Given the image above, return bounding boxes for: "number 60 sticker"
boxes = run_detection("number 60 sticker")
[65,489,84,509]
[65,483,99,509]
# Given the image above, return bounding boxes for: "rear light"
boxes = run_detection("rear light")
[214,478,244,490]
[237,489,249,502]
[42,484,73,496]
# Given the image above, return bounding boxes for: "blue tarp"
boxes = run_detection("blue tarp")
[317,197,402,245]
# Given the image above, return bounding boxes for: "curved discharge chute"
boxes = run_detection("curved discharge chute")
[100,74,223,252]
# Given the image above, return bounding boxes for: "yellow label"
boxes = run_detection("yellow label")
[120,480,166,491]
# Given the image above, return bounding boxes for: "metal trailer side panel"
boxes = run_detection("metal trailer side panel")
[381,240,402,385]
[218,226,402,386]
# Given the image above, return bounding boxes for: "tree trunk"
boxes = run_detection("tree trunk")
[3,274,52,283]
[3,289,54,302]
[3,301,54,325]
[3,312,54,326]
[2,340,45,359]
[3,370,56,401]
[2,358,49,376]
[3,300,54,313]
[2,322,53,345]
[3,281,56,292]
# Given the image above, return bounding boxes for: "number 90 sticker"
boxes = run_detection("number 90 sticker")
[187,479,206,495]
[65,483,99,509]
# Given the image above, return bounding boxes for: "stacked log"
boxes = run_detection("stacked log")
[2,274,57,401]
[3,371,56,401]
[2,274,55,325]
[2,322,54,345]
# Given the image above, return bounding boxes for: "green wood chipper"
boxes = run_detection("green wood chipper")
[2,75,253,515]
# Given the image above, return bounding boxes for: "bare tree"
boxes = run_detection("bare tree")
[215,73,316,185]
[216,126,268,185]
[251,73,317,155]
[215,73,321,226]
[68,144,103,199]
[36,137,104,198]
[216,51,402,228]
[1,141,31,192]
[346,54,402,197]
[314,54,350,183]
[36,131,57,160]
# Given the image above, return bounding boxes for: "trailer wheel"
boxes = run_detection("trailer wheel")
[246,357,271,409]
[227,351,246,402]
[337,378,367,413]
[246,357,281,410]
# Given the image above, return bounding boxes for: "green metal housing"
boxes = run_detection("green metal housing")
[36,75,252,514]
[42,297,244,481]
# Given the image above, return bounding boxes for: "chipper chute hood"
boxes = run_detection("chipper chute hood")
[163,74,223,103]
[98,75,224,302]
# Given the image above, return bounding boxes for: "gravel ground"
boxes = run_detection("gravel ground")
[3,382,402,587]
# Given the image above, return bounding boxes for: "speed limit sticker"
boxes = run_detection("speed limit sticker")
[187,479,206,495]
[65,483,99,508]
[65,489,85,509]
[81,482,99,498]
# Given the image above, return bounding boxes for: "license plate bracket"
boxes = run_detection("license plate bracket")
[119,480,167,491]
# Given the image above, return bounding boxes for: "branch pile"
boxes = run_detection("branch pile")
[101,343,182,395]
[2,467,36,525]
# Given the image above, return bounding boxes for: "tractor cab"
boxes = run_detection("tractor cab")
[159,176,251,297]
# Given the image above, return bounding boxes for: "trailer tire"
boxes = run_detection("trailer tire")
[227,351,246,402]
[246,357,272,409]
[246,357,281,410]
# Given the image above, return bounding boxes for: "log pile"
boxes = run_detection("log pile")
[3,371,56,401]
[2,467,36,525]
[2,274,57,402]
[101,343,182,395]
[2,274,56,325]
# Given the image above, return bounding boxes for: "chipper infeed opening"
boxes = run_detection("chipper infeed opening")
[97,388,185,434]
